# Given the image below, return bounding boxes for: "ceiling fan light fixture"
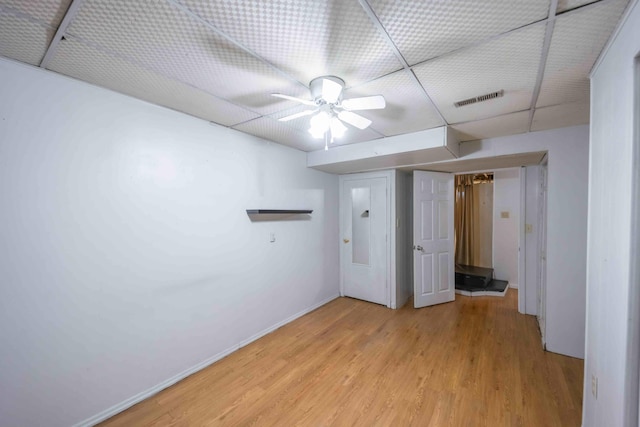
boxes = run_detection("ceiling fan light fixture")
[309,111,331,138]
[308,127,326,139]
[272,75,385,147]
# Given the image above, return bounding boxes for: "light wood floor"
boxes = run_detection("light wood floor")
[100,290,583,426]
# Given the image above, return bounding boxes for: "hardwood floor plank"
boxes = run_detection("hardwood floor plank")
[99,290,583,426]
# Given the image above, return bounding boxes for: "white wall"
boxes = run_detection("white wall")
[454,125,589,358]
[585,1,640,425]
[0,59,340,427]
[492,168,521,287]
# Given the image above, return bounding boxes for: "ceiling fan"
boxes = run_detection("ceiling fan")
[272,76,385,149]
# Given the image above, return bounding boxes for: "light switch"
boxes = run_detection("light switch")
[525,224,533,234]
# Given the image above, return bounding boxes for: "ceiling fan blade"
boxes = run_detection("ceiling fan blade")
[271,93,316,107]
[338,111,372,130]
[330,116,348,138]
[278,110,315,122]
[341,95,386,111]
[322,78,343,104]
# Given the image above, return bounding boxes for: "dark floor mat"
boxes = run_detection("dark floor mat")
[456,279,508,293]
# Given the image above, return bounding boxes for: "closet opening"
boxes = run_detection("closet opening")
[454,171,508,296]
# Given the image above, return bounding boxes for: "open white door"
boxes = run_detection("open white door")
[413,171,455,308]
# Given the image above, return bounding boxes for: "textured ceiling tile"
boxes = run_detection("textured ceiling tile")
[0,0,71,26]
[536,0,629,107]
[178,0,402,87]
[66,0,307,115]
[233,116,322,151]
[0,10,54,65]
[48,37,259,126]
[557,0,599,13]
[450,110,531,142]
[368,0,550,65]
[531,102,589,131]
[343,70,445,137]
[414,24,545,124]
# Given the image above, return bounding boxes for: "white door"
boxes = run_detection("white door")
[340,177,388,306]
[413,171,455,308]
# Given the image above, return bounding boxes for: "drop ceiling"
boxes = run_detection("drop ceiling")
[0,0,630,151]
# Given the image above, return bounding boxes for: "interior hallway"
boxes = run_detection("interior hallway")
[100,290,583,426]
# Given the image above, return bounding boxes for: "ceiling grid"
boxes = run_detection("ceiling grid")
[527,0,559,131]
[0,0,632,150]
[39,0,84,68]
[357,0,449,127]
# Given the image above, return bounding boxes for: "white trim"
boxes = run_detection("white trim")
[623,54,640,427]
[389,171,398,308]
[518,167,527,314]
[590,0,639,78]
[73,294,339,427]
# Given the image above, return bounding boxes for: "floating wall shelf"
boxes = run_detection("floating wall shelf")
[246,209,313,215]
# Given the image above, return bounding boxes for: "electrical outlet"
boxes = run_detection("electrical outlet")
[591,374,598,398]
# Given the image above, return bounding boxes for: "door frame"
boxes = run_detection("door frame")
[518,167,526,314]
[624,54,640,427]
[339,170,394,308]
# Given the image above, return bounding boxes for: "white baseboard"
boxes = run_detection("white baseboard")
[455,284,510,298]
[74,293,340,427]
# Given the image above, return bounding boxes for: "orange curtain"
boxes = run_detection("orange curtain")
[455,174,475,266]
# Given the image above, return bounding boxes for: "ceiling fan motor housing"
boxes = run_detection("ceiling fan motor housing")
[310,75,345,104]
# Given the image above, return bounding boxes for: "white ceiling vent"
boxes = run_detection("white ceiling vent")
[454,90,504,108]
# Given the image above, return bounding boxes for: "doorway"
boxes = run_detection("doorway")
[453,169,520,297]
[454,172,494,269]
[411,168,528,308]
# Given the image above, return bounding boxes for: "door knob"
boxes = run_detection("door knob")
[343,238,350,243]
[414,245,423,251]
